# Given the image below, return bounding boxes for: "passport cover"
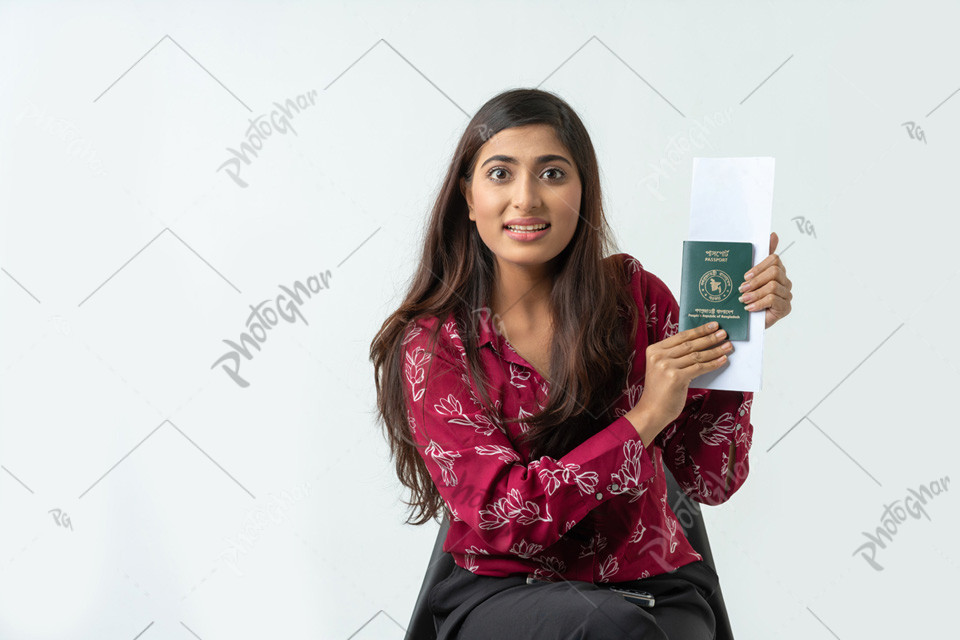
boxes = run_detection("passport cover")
[678,240,754,341]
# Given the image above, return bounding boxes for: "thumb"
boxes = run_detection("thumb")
[769,231,779,255]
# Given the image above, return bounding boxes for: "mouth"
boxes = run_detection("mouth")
[503,223,551,232]
[503,223,551,241]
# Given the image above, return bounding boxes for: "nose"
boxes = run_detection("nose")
[511,167,543,210]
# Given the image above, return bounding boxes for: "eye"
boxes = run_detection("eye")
[487,167,509,182]
[486,167,567,183]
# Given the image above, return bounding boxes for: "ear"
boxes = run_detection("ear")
[460,177,474,220]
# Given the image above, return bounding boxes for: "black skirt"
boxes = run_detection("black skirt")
[428,559,720,640]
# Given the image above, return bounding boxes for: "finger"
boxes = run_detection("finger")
[657,320,720,349]
[764,294,792,328]
[747,253,785,281]
[664,325,729,359]
[772,290,792,316]
[661,325,729,359]
[740,279,790,309]
[676,341,732,372]
[743,244,787,282]
[745,290,791,314]
[752,265,789,294]
[740,259,787,294]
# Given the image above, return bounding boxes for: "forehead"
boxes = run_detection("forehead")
[481,123,565,154]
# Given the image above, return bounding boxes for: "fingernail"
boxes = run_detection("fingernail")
[744,271,754,280]
[738,282,749,291]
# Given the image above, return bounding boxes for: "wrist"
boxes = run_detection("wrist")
[625,403,666,448]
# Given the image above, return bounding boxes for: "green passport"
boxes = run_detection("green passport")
[678,240,754,341]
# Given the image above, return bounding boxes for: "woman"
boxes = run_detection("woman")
[370,88,792,639]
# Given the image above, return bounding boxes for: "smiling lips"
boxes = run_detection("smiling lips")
[504,223,550,231]
[502,215,551,241]
[504,216,549,228]
[503,224,550,240]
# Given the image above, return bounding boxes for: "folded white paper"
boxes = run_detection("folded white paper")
[686,157,775,392]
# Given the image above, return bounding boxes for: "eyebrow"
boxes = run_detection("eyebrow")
[479,154,573,169]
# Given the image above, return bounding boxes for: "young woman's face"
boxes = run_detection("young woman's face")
[461,124,582,271]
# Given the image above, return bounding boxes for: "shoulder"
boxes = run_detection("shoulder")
[606,252,672,303]
[402,311,464,362]
[607,252,680,342]
[606,251,642,278]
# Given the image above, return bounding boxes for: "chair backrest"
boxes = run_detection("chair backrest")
[404,515,455,640]
[404,465,735,640]
[661,464,735,640]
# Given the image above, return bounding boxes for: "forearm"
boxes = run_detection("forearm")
[624,402,669,449]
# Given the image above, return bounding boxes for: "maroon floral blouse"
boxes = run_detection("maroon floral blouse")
[401,252,754,582]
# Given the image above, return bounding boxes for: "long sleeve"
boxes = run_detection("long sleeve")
[641,269,755,505]
[402,320,657,555]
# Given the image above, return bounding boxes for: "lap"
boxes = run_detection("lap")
[430,562,716,640]
[458,578,667,640]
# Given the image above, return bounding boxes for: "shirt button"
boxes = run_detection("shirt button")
[611,483,620,491]
[595,492,603,500]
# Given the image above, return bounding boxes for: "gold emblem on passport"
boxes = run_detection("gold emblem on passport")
[698,269,733,303]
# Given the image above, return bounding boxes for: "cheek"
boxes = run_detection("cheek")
[552,185,581,215]
[474,186,503,209]
[566,189,582,215]
[556,192,581,223]
[474,211,505,239]
[559,219,579,241]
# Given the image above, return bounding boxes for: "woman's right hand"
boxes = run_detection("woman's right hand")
[627,321,732,446]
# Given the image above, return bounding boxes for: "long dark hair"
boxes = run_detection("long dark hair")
[370,88,639,526]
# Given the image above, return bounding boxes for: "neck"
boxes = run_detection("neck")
[491,258,555,330]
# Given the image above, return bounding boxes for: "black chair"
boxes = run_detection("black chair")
[404,466,735,640]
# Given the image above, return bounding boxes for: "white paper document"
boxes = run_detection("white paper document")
[686,157,775,392]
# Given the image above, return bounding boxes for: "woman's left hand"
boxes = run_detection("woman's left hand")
[738,231,792,330]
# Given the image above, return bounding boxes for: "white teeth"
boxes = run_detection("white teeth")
[506,224,548,231]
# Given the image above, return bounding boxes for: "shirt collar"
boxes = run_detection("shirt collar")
[474,307,499,349]
[471,307,536,375]
[463,307,554,388]
[437,308,499,350]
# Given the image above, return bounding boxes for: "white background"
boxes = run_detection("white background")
[1,1,957,638]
